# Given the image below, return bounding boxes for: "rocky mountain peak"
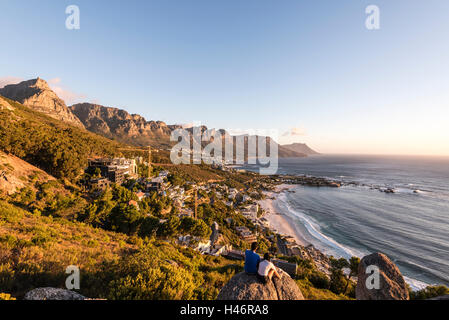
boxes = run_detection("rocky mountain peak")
[0,78,84,128]
[31,77,50,89]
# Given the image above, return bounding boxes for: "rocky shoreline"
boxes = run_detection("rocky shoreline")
[274,173,424,195]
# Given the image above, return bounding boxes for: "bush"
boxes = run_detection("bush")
[309,270,330,289]
[410,285,449,300]
[329,269,347,295]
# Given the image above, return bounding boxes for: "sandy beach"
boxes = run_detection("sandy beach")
[258,184,309,247]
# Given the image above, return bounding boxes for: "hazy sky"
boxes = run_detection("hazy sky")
[1,0,449,155]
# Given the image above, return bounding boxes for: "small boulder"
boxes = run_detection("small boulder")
[24,288,87,300]
[217,269,304,300]
[356,252,409,300]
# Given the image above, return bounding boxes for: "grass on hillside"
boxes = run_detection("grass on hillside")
[0,200,242,300]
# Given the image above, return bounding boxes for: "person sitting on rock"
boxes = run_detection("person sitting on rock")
[244,242,261,274]
[257,253,281,284]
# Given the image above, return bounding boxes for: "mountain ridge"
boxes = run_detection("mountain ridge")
[70,102,180,149]
[70,102,314,158]
[1,77,318,158]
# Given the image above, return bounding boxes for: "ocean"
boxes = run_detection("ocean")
[245,155,449,289]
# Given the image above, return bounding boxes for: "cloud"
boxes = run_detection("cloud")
[48,78,62,85]
[0,76,23,89]
[282,127,307,137]
[47,78,86,104]
[50,85,86,104]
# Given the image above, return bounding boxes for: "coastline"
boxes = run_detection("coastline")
[258,184,309,247]
[258,183,431,291]
[258,184,334,276]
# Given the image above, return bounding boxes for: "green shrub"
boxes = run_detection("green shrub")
[329,269,347,295]
[309,270,330,289]
[410,285,449,300]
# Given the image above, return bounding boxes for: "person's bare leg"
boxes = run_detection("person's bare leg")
[268,269,275,281]
[273,268,281,279]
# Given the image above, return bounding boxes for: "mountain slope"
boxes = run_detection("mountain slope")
[0,95,124,180]
[0,78,84,128]
[0,199,241,300]
[281,143,319,156]
[0,150,57,195]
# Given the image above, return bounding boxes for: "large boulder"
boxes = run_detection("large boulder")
[356,252,409,300]
[24,288,87,300]
[217,269,304,300]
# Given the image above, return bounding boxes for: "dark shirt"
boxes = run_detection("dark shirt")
[244,250,261,274]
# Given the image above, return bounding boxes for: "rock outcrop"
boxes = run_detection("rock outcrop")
[356,252,409,300]
[24,288,87,300]
[217,269,304,300]
[0,78,84,128]
[0,96,14,111]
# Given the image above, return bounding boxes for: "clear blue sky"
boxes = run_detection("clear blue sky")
[1,0,449,155]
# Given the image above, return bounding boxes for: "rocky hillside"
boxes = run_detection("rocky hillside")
[0,151,57,195]
[281,142,319,156]
[70,103,179,148]
[0,78,84,128]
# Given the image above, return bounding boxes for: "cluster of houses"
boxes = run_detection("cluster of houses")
[85,157,300,275]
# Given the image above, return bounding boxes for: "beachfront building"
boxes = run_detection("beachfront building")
[242,204,259,220]
[235,226,257,243]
